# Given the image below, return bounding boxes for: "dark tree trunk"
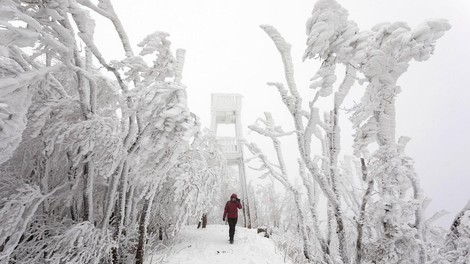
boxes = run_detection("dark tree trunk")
[202,213,208,228]
[112,162,129,264]
[135,198,150,264]
[135,188,156,264]
[83,158,94,223]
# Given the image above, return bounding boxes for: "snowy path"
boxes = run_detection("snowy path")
[148,225,290,264]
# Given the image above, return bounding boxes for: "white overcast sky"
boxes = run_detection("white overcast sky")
[93,0,470,227]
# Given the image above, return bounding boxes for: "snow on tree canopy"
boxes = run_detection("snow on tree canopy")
[0,0,226,263]
[0,0,460,264]
[247,0,453,264]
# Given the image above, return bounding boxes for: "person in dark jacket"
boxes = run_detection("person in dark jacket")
[223,193,242,244]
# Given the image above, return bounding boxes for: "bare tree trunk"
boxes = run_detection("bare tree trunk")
[41,159,52,215]
[83,157,95,223]
[202,214,208,228]
[135,199,150,264]
[125,184,135,227]
[158,227,163,240]
[135,188,157,264]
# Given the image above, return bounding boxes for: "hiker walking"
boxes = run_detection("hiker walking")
[223,193,242,244]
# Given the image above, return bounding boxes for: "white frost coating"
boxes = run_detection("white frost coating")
[138,31,171,56]
[0,1,200,263]
[0,47,61,165]
[260,17,352,264]
[251,1,451,264]
[153,129,225,237]
[334,66,356,108]
[174,49,186,83]
[70,3,96,41]
[0,184,44,261]
[0,0,456,263]
[309,62,336,97]
[303,0,369,66]
[79,0,135,57]
[260,25,302,113]
[0,183,70,262]
[350,19,451,154]
[303,0,350,60]
[247,114,314,260]
[138,31,176,81]
[0,55,29,165]
[245,141,314,261]
[436,200,470,264]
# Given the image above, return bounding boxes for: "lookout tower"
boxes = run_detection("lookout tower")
[211,93,251,228]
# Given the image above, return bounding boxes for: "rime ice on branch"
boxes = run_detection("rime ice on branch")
[0,1,225,264]
[247,0,450,263]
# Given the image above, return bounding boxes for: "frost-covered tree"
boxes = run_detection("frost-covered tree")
[0,1,203,263]
[246,113,325,261]
[150,129,226,238]
[247,0,450,263]
[435,200,470,264]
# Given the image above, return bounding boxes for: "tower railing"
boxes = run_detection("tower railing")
[211,94,242,112]
[217,137,239,154]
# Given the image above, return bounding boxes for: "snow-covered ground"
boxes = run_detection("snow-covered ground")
[148,225,291,264]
